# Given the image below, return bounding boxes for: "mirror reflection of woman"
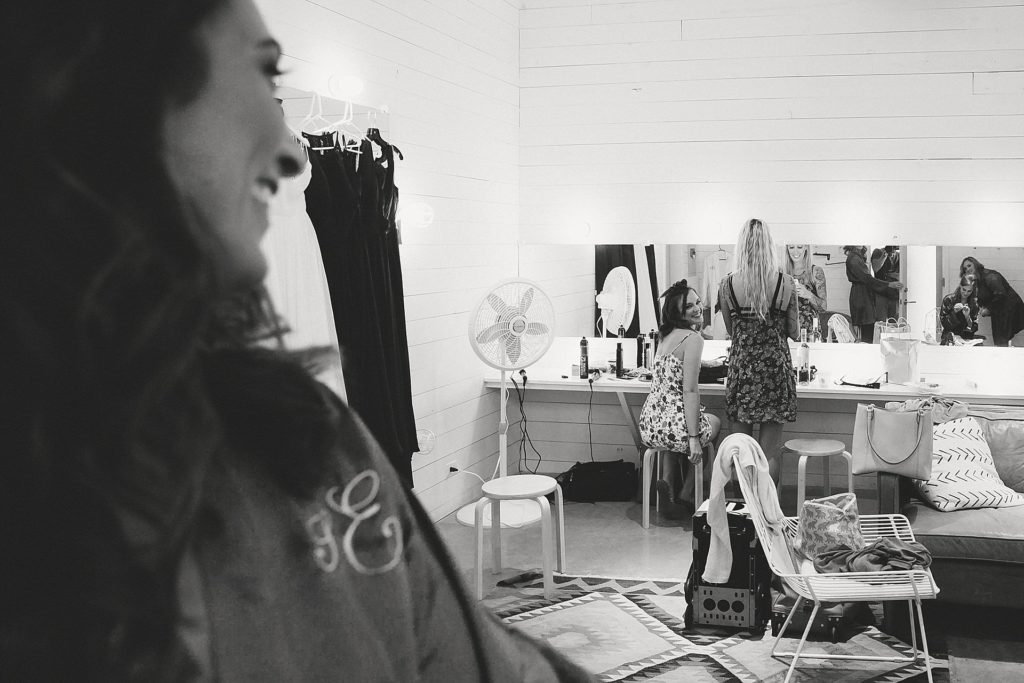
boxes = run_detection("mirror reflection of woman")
[843,245,904,342]
[784,244,827,333]
[960,256,1024,347]
[939,274,980,345]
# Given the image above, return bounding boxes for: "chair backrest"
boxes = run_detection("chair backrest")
[825,311,856,343]
[728,451,802,578]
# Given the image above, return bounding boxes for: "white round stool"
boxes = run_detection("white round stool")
[474,474,565,599]
[783,438,854,512]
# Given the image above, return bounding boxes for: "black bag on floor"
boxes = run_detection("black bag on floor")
[555,460,637,502]
[684,500,772,630]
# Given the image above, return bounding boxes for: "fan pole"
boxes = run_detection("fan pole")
[498,370,508,477]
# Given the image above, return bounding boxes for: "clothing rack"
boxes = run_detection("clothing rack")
[279,87,391,153]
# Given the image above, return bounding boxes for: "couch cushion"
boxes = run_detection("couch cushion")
[915,417,1024,511]
[903,501,1024,564]
[968,406,1024,493]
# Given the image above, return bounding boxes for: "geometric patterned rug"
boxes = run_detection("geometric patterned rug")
[482,573,949,682]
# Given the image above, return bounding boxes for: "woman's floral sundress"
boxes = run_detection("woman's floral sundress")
[639,335,714,454]
[723,273,798,424]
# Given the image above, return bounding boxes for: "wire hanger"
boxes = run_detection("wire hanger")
[298,93,333,133]
[716,244,728,261]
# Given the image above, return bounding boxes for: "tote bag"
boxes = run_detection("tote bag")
[851,404,933,480]
[877,318,918,384]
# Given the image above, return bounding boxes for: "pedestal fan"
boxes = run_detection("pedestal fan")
[595,265,636,337]
[455,279,555,528]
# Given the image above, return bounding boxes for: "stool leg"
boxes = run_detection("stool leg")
[474,497,489,599]
[553,484,566,572]
[841,451,854,495]
[491,498,502,574]
[822,456,831,497]
[694,451,704,507]
[797,455,809,512]
[642,448,655,529]
[537,495,554,599]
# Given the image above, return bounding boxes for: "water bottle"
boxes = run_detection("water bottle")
[797,328,810,385]
[615,342,624,378]
[579,337,588,379]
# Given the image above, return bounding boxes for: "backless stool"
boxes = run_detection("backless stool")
[641,445,710,529]
[474,474,565,599]
[781,438,854,513]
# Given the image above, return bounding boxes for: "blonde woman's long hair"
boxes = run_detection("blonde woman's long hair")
[733,218,782,321]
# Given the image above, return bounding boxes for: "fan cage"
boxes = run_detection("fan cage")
[469,279,555,371]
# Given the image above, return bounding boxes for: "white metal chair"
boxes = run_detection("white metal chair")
[726,443,940,683]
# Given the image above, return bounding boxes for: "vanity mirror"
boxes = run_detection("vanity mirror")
[518,242,907,342]
[931,246,1024,347]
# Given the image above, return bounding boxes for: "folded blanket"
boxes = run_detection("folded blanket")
[813,537,932,574]
[884,396,967,424]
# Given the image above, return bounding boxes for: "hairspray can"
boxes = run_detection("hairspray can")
[579,337,588,379]
[636,333,645,368]
[615,342,624,378]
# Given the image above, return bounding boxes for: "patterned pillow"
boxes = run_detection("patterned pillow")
[916,417,1024,511]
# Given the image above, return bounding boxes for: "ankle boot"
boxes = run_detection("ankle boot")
[655,479,677,505]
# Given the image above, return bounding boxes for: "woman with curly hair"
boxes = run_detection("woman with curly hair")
[0,1,593,680]
[960,256,1024,347]
[939,274,981,345]
[719,219,800,482]
[639,280,722,511]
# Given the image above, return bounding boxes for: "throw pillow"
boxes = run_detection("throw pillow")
[916,417,1024,511]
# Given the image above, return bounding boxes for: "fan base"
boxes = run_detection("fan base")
[454,498,544,529]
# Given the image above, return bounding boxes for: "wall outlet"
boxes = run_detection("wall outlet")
[446,461,458,475]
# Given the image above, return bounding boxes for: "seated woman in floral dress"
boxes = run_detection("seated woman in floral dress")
[639,280,722,511]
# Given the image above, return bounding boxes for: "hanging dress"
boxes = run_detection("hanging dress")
[263,154,346,399]
[722,273,798,424]
[638,333,714,454]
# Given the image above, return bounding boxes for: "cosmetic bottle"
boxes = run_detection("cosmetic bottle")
[579,337,589,379]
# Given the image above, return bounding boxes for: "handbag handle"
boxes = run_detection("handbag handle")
[864,404,926,465]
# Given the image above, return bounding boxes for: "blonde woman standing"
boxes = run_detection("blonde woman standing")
[719,219,799,482]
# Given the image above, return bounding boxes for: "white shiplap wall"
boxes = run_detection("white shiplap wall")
[255,1,1024,519]
[254,0,522,520]
[519,0,1024,247]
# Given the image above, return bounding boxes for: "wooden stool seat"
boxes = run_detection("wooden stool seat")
[783,438,854,513]
[481,474,557,499]
[784,438,845,458]
[475,474,565,600]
